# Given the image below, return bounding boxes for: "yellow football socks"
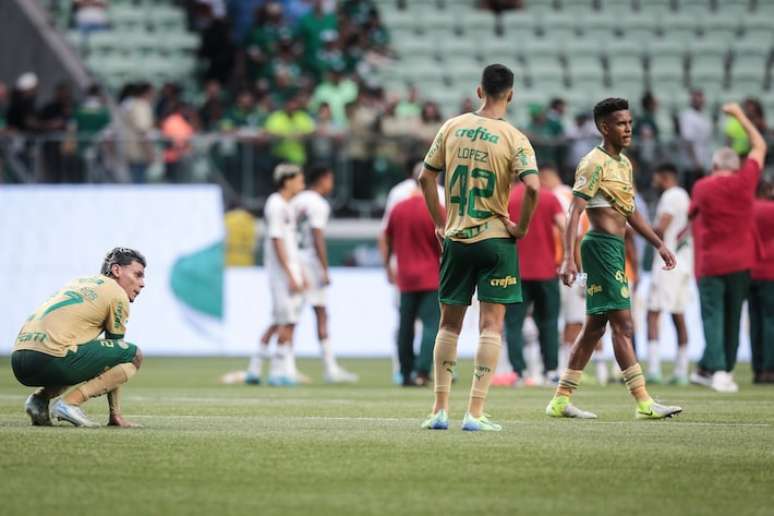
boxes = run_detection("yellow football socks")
[64,363,138,406]
[433,329,459,394]
[622,363,652,403]
[556,369,583,397]
[469,331,501,400]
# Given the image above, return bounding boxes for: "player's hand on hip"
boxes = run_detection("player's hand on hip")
[559,259,578,287]
[658,245,677,270]
[434,226,445,249]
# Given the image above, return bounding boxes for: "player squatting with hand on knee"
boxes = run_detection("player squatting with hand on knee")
[11,247,146,427]
[546,98,682,420]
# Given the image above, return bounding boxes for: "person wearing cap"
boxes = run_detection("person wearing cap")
[689,103,768,392]
[246,163,307,386]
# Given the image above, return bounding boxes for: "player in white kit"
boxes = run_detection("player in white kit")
[292,165,358,383]
[646,163,693,385]
[247,164,306,386]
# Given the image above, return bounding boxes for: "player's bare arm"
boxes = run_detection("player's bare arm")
[272,237,302,292]
[501,173,540,239]
[311,227,330,285]
[560,196,588,287]
[418,167,445,245]
[627,210,676,270]
[382,233,395,284]
[654,212,674,239]
[723,102,768,167]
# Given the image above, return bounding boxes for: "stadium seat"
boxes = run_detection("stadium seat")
[676,0,712,15]
[578,12,618,40]
[700,14,741,43]
[660,14,700,41]
[598,0,635,13]
[558,0,594,15]
[381,9,417,33]
[619,13,659,44]
[480,37,520,65]
[109,7,147,31]
[460,11,497,34]
[728,61,767,90]
[394,35,438,60]
[648,58,685,91]
[689,40,729,68]
[689,61,726,89]
[527,58,566,89]
[500,11,540,39]
[715,0,752,16]
[519,39,563,62]
[538,12,577,39]
[524,0,558,13]
[741,17,774,43]
[423,11,459,34]
[636,0,673,14]
[730,40,771,63]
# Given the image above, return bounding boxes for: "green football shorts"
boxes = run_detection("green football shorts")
[439,237,522,305]
[11,339,138,387]
[581,231,631,315]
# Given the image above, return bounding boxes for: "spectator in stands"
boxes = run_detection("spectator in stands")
[414,101,442,147]
[565,112,598,176]
[219,89,263,131]
[161,101,197,183]
[633,91,660,186]
[75,84,110,140]
[72,0,109,35]
[310,65,358,127]
[244,2,293,83]
[361,7,390,55]
[724,97,766,157]
[527,103,563,168]
[0,81,9,132]
[750,180,774,384]
[459,97,475,115]
[679,89,712,188]
[395,86,421,119]
[689,103,767,392]
[346,89,379,200]
[296,0,338,73]
[38,81,79,183]
[546,97,567,136]
[478,0,523,12]
[199,80,226,131]
[121,82,156,184]
[7,73,40,133]
[309,102,346,167]
[195,2,235,84]
[155,83,182,122]
[264,93,316,165]
[268,38,306,104]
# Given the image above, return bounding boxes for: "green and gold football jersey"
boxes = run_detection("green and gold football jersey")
[572,146,635,217]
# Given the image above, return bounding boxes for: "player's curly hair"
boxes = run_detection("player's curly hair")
[101,247,147,277]
[593,98,629,129]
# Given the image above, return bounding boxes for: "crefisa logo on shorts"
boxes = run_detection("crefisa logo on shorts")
[587,284,603,296]
[490,276,517,288]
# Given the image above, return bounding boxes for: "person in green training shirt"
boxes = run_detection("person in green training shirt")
[546,98,683,420]
[11,248,146,428]
[419,64,541,432]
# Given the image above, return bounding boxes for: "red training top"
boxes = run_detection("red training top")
[752,199,774,281]
[689,159,761,278]
[509,183,563,280]
[385,194,442,293]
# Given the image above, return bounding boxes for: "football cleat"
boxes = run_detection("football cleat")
[25,394,52,426]
[324,365,359,384]
[461,413,502,432]
[52,400,100,428]
[545,396,597,419]
[421,409,449,430]
[636,400,683,420]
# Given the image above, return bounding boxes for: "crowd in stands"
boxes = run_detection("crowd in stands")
[1,0,772,213]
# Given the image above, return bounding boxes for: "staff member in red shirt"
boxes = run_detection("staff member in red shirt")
[689,103,767,392]
[505,170,566,383]
[384,185,444,387]
[750,181,774,384]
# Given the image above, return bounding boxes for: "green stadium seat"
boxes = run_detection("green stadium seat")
[646,40,687,60]
[565,39,605,60]
[714,0,751,15]
[742,18,774,43]
[480,38,520,64]
[636,0,673,13]
[147,6,187,32]
[730,40,771,62]
[566,54,603,74]
[519,39,563,61]
[109,7,147,31]
[438,37,481,62]
[570,67,606,90]
[689,61,725,87]
[689,40,729,68]
[619,14,659,44]
[728,61,767,89]
[676,0,712,14]
[538,12,577,37]
[578,12,618,39]
[394,34,437,60]
[699,14,741,42]
[501,11,540,38]
[461,11,497,34]
[558,0,594,15]
[381,9,417,33]
[660,14,700,40]
[423,11,459,34]
[524,0,558,13]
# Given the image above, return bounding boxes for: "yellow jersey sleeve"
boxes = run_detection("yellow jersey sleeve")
[510,135,538,179]
[572,155,602,201]
[423,122,447,172]
[104,285,130,338]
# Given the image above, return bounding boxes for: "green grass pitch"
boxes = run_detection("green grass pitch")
[1,357,772,516]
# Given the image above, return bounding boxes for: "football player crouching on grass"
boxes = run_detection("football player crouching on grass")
[11,248,146,428]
